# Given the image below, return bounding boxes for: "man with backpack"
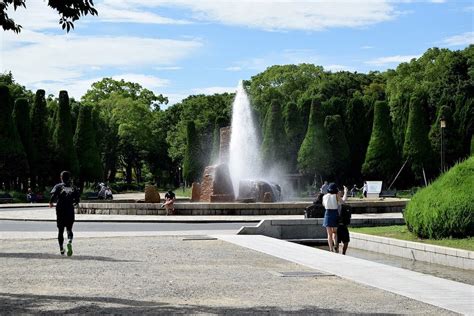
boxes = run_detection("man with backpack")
[335,201,351,255]
[49,171,80,256]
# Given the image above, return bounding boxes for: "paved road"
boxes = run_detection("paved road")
[0,220,253,232]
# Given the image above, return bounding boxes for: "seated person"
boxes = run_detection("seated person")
[27,188,37,203]
[162,190,176,215]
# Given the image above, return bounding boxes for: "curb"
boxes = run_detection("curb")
[0,217,262,224]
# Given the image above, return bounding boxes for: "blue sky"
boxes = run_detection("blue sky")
[1,0,473,106]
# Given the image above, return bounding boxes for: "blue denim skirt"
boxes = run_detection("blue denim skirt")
[323,209,338,228]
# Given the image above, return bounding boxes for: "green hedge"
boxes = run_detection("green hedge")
[404,156,474,239]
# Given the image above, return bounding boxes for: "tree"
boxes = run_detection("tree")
[13,98,33,188]
[362,101,398,182]
[344,95,370,181]
[403,93,433,181]
[297,96,332,179]
[183,121,201,184]
[284,101,305,172]
[324,114,350,182]
[0,84,28,189]
[1,0,97,33]
[30,89,50,188]
[51,90,79,177]
[261,99,287,168]
[73,105,102,190]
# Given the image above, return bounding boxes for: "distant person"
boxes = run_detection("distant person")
[305,192,324,218]
[320,181,329,195]
[162,190,176,215]
[49,171,80,256]
[362,181,368,198]
[27,188,37,203]
[322,183,347,252]
[336,192,352,255]
[349,184,358,198]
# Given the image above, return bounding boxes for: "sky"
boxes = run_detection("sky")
[1,0,473,107]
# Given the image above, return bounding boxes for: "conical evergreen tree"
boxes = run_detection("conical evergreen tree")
[284,101,304,172]
[362,101,398,182]
[428,105,460,172]
[261,99,287,168]
[403,93,433,181]
[52,90,79,177]
[0,85,28,189]
[297,96,332,178]
[73,105,102,190]
[324,114,350,182]
[183,120,200,183]
[13,98,34,188]
[345,96,370,181]
[30,89,50,188]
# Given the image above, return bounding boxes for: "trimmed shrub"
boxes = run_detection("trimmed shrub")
[262,99,287,167]
[297,96,332,178]
[404,156,474,239]
[362,101,398,182]
[183,120,200,183]
[324,114,350,181]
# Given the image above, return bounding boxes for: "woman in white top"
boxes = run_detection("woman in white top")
[322,183,348,252]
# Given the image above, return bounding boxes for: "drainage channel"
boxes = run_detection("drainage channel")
[314,245,473,285]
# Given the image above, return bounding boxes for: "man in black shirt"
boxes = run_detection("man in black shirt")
[49,171,80,256]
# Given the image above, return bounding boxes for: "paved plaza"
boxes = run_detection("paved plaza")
[0,235,461,315]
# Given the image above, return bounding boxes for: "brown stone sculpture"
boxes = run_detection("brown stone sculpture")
[191,182,201,202]
[144,185,161,203]
[199,163,235,202]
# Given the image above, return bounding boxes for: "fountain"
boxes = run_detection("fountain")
[193,81,283,203]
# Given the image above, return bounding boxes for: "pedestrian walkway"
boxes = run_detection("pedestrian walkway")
[0,234,466,314]
[0,207,403,223]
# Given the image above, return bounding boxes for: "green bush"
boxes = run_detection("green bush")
[404,157,474,239]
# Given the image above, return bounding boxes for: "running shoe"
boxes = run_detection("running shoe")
[60,248,65,256]
[66,242,73,257]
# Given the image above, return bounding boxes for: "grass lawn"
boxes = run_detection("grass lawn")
[350,225,474,251]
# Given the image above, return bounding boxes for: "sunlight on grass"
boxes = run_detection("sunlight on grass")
[350,225,474,251]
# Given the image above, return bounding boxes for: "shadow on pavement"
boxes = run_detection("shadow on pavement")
[0,252,137,262]
[0,292,349,315]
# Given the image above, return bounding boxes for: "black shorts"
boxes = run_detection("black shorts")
[337,225,350,243]
[56,209,75,229]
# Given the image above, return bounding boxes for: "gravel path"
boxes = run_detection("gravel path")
[0,236,456,315]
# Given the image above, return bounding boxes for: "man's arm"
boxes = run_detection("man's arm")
[49,185,59,207]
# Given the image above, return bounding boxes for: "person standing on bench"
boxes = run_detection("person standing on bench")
[49,171,80,256]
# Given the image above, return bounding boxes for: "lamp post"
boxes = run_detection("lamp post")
[440,118,446,173]
[178,166,184,192]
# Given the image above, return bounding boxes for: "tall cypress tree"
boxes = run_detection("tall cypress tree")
[13,98,34,188]
[324,114,350,182]
[345,96,370,181]
[284,101,304,172]
[73,105,102,190]
[183,120,200,183]
[30,89,50,188]
[403,93,433,180]
[52,90,79,178]
[0,85,28,189]
[261,99,287,168]
[297,96,332,179]
[362,101,398,182]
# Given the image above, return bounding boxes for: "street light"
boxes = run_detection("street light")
[440,118,446,173]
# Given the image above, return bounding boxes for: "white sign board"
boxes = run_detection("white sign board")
[366,181,383,198]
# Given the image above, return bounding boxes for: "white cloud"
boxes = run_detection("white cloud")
[191,86,237,95]
[154,66,183,71]
[98,0,398,31]
[225,66,242,72]
[365,54,419,66]
[440,32,474,47]
[1,30,201,83]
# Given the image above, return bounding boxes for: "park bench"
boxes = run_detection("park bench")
[380,190,397,198]
[0,193,14,203]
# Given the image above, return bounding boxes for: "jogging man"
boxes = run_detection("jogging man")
[49,171,80,256]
